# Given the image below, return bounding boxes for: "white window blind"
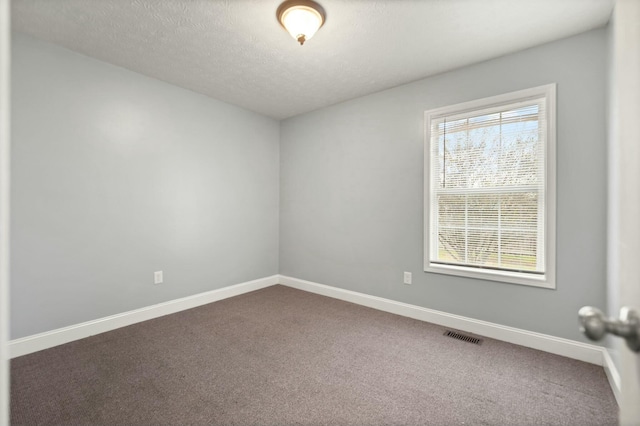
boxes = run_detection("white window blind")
[424,85,555,288]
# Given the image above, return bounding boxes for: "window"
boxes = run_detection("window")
[424,85,556,288]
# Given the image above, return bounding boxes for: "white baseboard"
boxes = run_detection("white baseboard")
[10,275,279,358]
[602,348,621,405]
[278,275,607,366]
[11,273,618,405]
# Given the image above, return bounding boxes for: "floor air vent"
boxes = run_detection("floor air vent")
[444,330,483,345]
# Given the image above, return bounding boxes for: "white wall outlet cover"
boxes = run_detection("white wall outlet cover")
[404,272,412,285]
[154,271,163,284]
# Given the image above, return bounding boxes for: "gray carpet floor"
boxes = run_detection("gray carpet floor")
[11,285,617,425]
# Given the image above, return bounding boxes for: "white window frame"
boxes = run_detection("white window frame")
[424,84,556,289]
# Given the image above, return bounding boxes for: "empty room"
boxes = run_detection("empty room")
[1,0,639,424]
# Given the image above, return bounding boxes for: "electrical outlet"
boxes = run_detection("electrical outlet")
[403,271,412,285]
[154,271,163,285]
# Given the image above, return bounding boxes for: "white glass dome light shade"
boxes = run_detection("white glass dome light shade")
[281,7,322,44]
[277,0,326,45]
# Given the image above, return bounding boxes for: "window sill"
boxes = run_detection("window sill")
[424,262,555,289]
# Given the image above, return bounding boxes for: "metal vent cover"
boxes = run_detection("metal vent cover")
[444,330,483,345]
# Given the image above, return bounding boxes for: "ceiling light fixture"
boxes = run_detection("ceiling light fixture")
[277,0,326,46]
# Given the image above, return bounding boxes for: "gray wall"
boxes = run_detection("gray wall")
[11,33,280,339]
[12,28,608,344]
[280,28,608,342]
[605,14,622,372]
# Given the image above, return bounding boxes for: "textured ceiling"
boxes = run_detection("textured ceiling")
[12,0,613,119]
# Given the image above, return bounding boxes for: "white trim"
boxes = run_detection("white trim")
[423,84,557,289]
[279,275,604,365]
[610,1,640,421]
[0,0,9,422]
[10,274,618,406]
[602,348,621,405]
[9,275,279,358]
[425,84,556,120]
[423,262,550,288]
